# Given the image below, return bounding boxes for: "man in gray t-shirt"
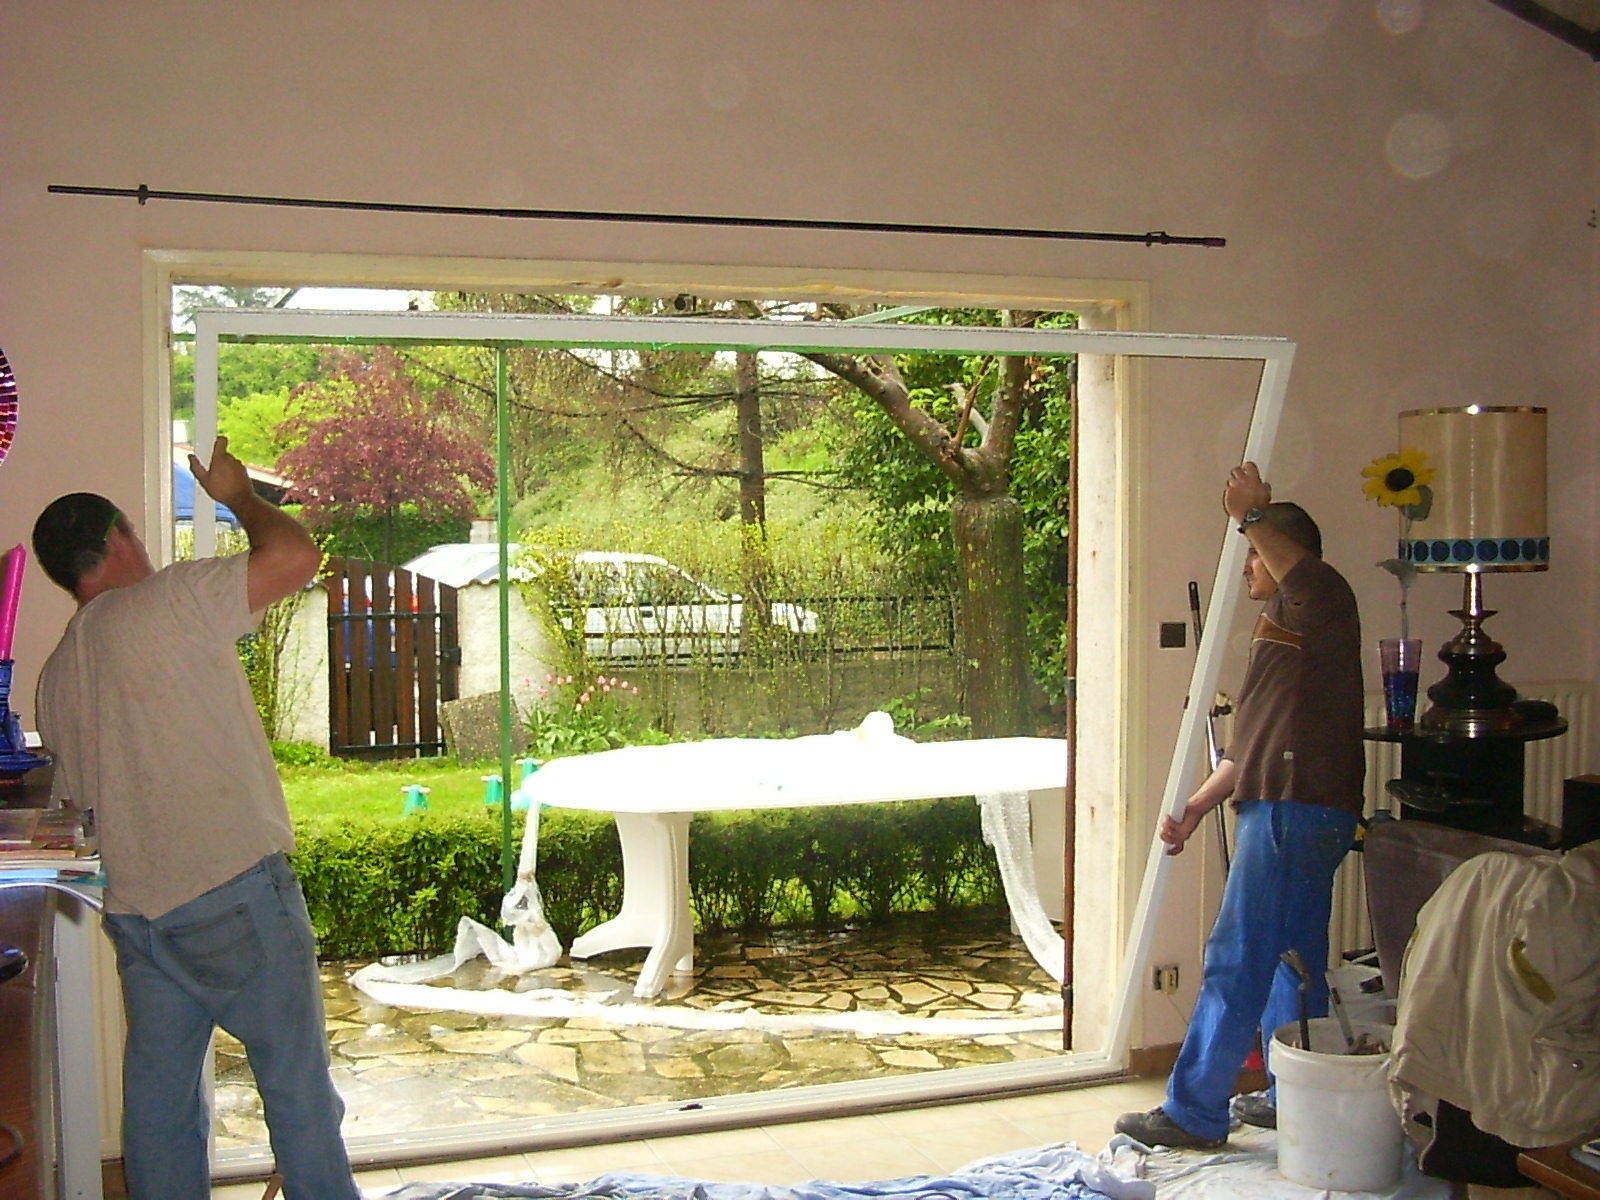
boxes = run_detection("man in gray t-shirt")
[1116,462,1364,1150]
[33,438,357,1200]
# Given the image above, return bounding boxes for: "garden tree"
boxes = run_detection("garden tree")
[170,339,323,426]
[412,293,610,505]
[172,285,299,330]
[732,348,772,631]
[431,292,846,640]
[275,346,496,563]
[168,285,304,423]
[217,389,319,468]
[432,293,840,519]
[560,303,846,643]
[803,308,1074,738]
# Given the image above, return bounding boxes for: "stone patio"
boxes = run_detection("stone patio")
[211,912,1067,1148]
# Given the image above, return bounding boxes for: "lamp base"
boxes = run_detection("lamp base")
[1418,574,1521,736]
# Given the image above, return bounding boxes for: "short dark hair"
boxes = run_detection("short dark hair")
[32,493,124,594]
[1262,502,1322,558]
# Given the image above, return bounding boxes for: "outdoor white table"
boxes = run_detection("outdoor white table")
[512,732,1069,999]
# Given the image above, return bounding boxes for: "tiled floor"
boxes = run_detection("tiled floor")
[207,1076,1167,1197]
[100,910,1161,1199]
[264,913,1067,1148]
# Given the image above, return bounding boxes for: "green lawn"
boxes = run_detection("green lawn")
[279,755,526,825]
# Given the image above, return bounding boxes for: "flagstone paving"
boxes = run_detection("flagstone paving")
[211,912,1065,1148]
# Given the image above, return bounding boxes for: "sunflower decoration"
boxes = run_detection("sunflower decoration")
[1361,447,1434,516]
[1362,446,1433,640]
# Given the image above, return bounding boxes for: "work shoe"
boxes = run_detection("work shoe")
[1114,1106,1226,1150]
[1232,1090,1277,1129]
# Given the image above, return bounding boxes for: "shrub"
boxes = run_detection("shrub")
[291,796,1004,960]
[291,815,504,959]
[524,671,667,758]
[272,740,334,768]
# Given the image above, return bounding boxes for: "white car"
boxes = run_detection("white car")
[402,545,820,661]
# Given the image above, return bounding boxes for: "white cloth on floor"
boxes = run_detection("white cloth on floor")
[1127,1126,1450,1199]
[369,1138,1152,1199]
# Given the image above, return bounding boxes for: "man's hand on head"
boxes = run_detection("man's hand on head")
[189,436,256,512]
[1223,461,1272,523]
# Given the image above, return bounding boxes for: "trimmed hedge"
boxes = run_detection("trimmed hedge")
[292,797,1003,960]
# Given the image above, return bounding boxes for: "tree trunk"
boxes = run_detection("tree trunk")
[734,350,773,636]
[802,333,1037,738]
[734,350,767,534]
[952,492,1030,738]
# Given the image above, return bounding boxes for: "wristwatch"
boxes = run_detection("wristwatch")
[1238,507,1265,534]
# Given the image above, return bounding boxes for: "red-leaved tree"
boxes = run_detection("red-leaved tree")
[276,347,495,563]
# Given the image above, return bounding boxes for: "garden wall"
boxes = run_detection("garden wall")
[277,579,558,749]
[622,651,961,739]
[278,574,960,750]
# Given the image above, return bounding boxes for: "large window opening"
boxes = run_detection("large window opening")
[136,259,1288,1173]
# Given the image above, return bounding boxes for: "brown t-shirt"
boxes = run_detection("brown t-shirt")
[1222,555,1365,815]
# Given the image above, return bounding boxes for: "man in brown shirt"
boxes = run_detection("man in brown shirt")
[1117,462,1365,1148]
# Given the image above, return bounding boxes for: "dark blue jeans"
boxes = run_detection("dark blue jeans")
[103,854,358,1200]
[1164,800,1358,1141]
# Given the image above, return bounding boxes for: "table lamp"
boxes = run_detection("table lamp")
[1397,405,1549,735]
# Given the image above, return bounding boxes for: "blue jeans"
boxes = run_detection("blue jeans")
[1164,800,1358,1142]
[103,854,358,1200]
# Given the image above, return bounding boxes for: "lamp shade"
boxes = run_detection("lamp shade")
[1398,405,1547,573]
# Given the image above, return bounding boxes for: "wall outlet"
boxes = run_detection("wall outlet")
[1153,964,1180,994]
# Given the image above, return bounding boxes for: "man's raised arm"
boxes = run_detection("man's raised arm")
[189,436,320,612]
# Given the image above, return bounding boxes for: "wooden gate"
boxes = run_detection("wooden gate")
[325,557,459,759]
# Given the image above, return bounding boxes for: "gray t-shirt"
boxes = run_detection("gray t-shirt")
[1222,554,1366,815]
[36,553,295,918]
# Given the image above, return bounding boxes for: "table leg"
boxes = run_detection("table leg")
[568,811,694,999]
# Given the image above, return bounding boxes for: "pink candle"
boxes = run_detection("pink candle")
[0,544,24,660]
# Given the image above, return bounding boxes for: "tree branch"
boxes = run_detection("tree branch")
[802,350,969,486]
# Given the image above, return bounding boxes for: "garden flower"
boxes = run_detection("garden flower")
[526,670,648,757]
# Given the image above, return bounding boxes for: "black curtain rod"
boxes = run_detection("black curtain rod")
[1487,0,1600,59]
[47,183,1226,248]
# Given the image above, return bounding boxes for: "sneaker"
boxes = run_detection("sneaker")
[1114,1106,1226,1150]
[1232,1091,1277,1129]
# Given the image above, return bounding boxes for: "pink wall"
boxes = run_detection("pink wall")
[2,0,1596,1050]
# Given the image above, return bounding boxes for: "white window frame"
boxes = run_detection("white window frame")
[129,254,1292,1167]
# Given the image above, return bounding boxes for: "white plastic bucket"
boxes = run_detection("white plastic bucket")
[1270,1018,1403,1192]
